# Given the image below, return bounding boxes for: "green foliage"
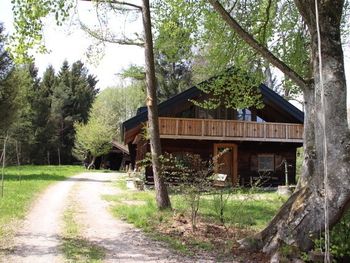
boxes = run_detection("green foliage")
[153,0,317,100]
[73,83,144,162]
[191,69,264,110]
[10,0,74,63]
[91,84,145,132]
[107,180,286,255]
[314,210,350,260]
[0,23,16,130]
[120,65,145,81]
[139,152,214,230]
[1,60,98,165]
[73,117,113,161]
[155,52,193,101]
[211,188,232,225]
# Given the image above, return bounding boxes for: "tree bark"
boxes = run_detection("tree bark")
[87,156,96,170]
[210,0,350,257]
[141,0,171,210]
[208,0,308,90]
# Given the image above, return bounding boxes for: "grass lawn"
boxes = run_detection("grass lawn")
[0,165,83,243]
[105,176,287,261]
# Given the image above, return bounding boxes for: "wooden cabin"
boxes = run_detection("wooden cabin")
[122,77,304,187]
[95,141,130,171]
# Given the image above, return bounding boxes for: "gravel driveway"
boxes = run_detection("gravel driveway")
[2,172,214,263]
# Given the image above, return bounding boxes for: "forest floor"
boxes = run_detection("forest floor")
[1,172,224,263]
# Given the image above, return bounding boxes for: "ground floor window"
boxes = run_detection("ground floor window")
[258,154,274,172]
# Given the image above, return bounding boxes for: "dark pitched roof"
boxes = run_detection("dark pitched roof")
[112,141,129,154]
[122,78,304,133]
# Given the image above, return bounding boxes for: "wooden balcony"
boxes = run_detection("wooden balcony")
[158,117,303,143]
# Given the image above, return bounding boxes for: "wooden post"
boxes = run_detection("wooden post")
[201,119,205,136]
[175,118,179,135]
[223,121,226,137]
[284,159,289,186]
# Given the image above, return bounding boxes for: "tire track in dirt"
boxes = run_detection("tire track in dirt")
[74,172,214,263]
[2,176,79,263]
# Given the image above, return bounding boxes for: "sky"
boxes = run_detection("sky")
[0,0,145,89]
[0,0,349,99]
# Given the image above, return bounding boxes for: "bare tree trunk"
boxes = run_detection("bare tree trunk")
[1,134,8,198]
[141,0,171,209]
[57,147,61,166]
[87,156,96,170]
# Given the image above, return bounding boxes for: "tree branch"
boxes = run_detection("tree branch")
[80,21,144,46]
[80,0,142,10]
[208,0,308,90]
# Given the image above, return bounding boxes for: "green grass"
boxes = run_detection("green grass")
[106,180,287,256]
[61,200,105,263]
[0,165,83,242]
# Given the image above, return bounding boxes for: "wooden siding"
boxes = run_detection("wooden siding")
[158,117,303,143]
[159,139,299,187]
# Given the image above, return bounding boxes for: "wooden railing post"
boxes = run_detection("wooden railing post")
[223,120,226,137]
[175,118,179,135]
[201,119,205,136]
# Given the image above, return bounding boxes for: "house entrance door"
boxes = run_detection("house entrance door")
[214,143,238,186]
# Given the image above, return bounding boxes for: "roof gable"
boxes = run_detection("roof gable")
[122,76,304,134]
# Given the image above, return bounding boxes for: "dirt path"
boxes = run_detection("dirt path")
[3,172,214,263]
[3,177,77,263]
[74,172,206,262]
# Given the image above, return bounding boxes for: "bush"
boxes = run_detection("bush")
[314,210,350,261]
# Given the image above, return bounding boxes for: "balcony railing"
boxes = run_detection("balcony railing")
[158,117,303,143]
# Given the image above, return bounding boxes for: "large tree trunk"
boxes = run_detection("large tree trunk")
[141,0,171,210]
[240,0,350,256]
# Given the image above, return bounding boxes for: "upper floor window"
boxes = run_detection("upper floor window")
[237,109,252,121]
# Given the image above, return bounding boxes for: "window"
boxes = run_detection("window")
[258,154,274,171]
[237,109,252,121]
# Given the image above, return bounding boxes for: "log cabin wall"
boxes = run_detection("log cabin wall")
[160,139,299,187]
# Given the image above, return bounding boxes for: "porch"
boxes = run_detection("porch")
[158,117,303,143]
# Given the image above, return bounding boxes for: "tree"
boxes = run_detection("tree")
[50,60,98,164]
[74,83,144,168]
[73,116,113,169]
[0,23,16,131]
[206,0,350,258]
[10,0,172,210]
[153,0,308,100]
[141,0,171,209]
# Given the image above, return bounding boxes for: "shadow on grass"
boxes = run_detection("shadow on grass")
[61,236,105,262]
